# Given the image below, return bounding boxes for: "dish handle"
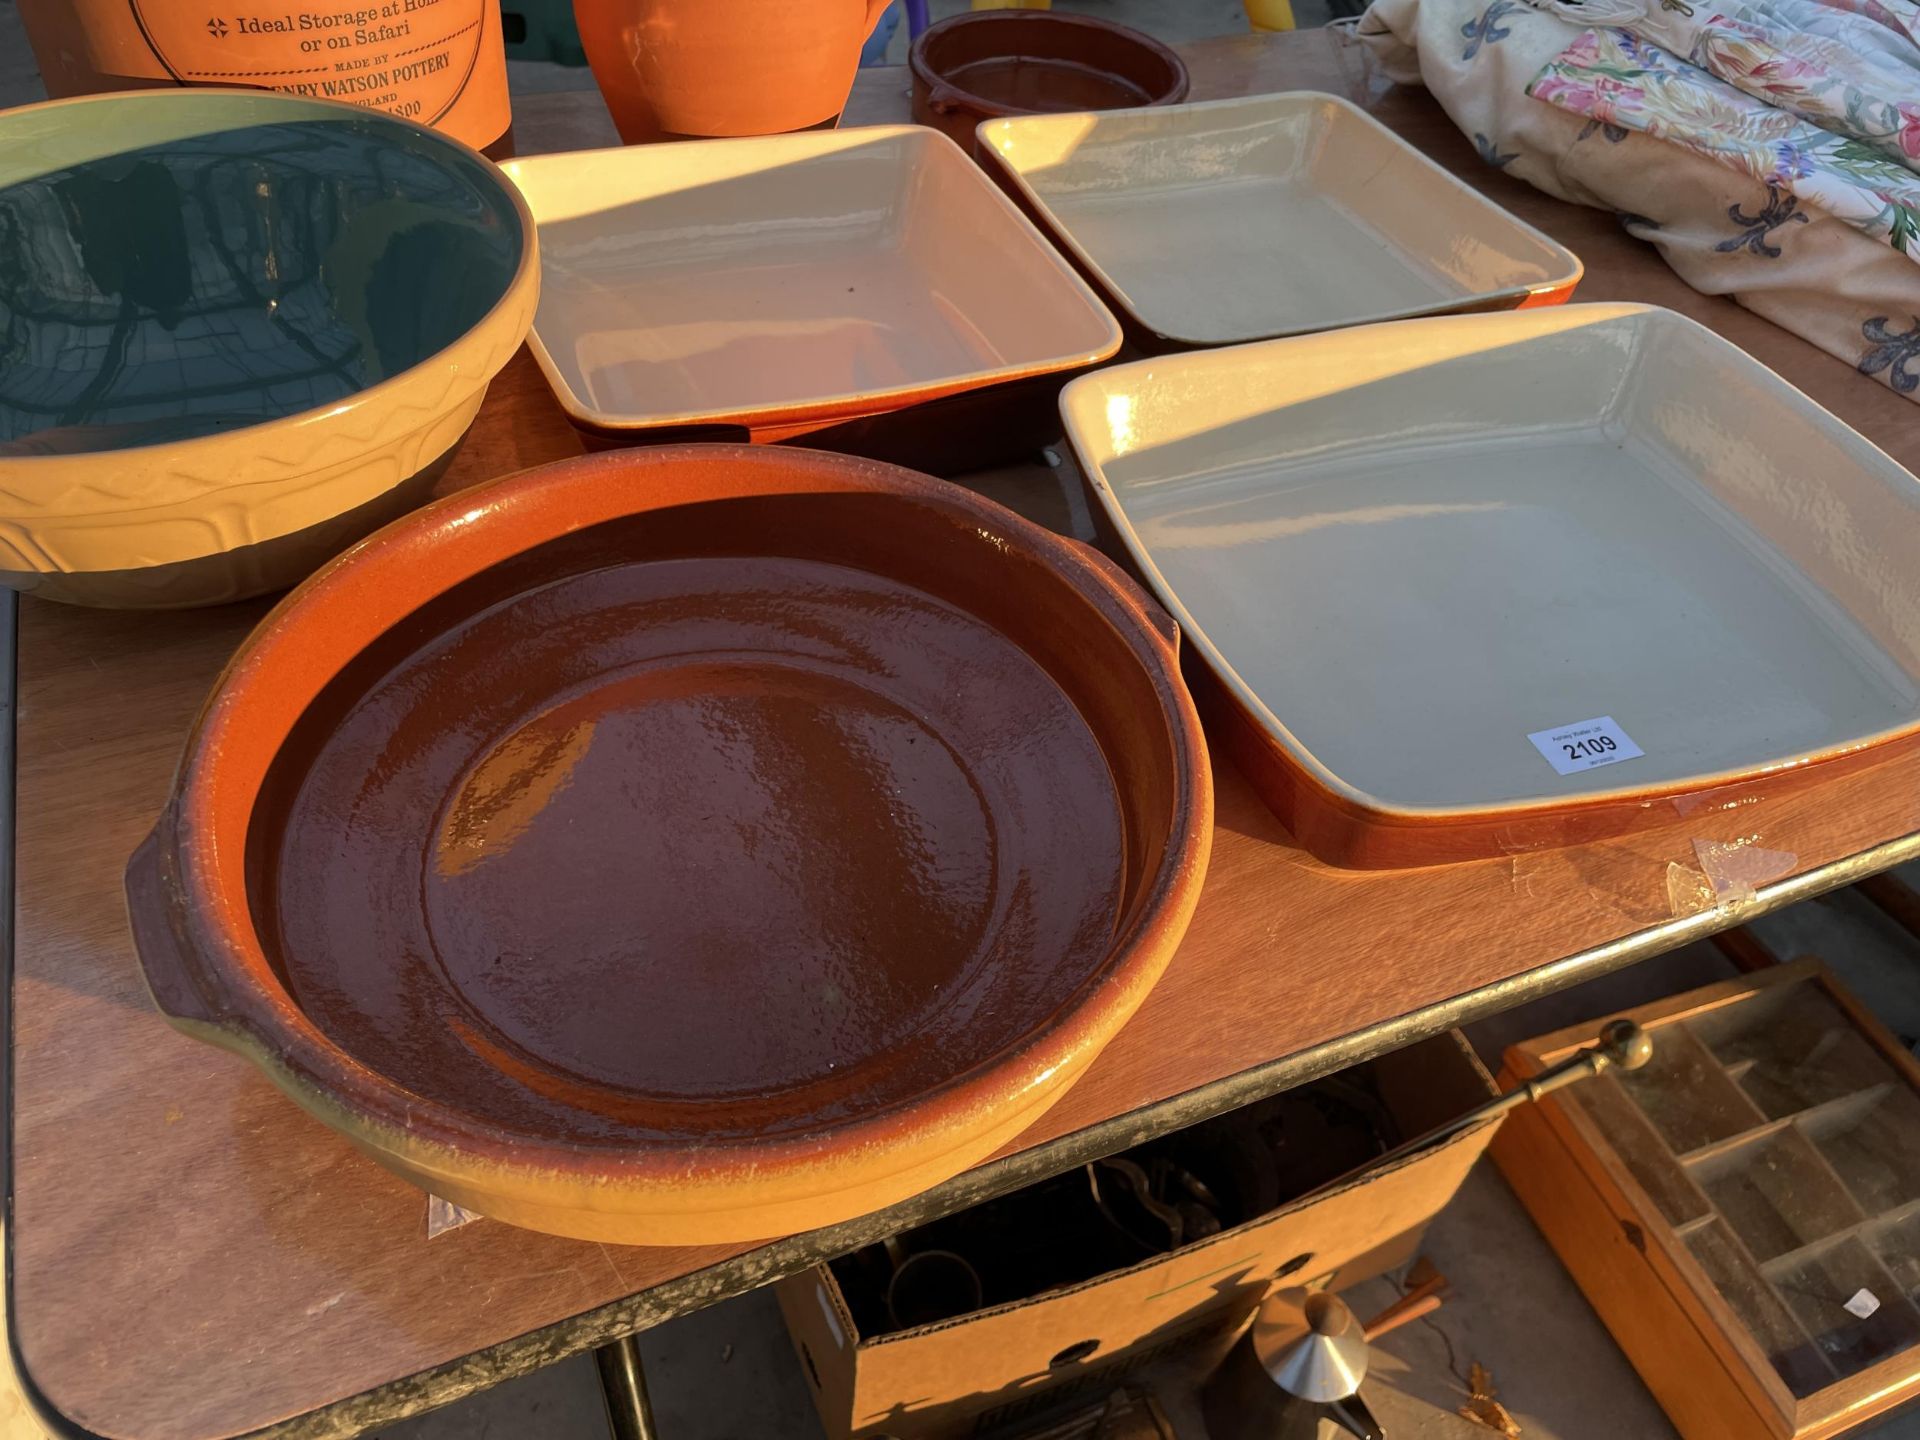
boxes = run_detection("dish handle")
[125,825,224,1028]
[1062,536,1181,655]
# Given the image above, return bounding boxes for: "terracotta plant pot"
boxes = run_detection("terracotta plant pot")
[125,445,1213,1245]
[910,11,1188,158]
[574,0,894,144]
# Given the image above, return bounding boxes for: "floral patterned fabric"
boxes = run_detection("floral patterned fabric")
[1356,0,1920,403]
[1530,27,1920,256]
[1631,0,1920,165]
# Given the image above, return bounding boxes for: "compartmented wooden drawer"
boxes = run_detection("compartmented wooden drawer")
[1495,959,1920,1440]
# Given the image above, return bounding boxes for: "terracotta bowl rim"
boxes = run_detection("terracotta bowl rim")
[148,444,1213,1199]
[0,87,539,478]
[909,10,1191,107]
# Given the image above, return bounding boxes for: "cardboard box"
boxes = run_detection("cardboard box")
[778,1030,1498,1440]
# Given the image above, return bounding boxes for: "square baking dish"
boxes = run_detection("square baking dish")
[503,126,1121,444]
[1060,304,1920,866]
[980,91,1581,347]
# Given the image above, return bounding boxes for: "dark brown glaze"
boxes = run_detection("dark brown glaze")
[911,12,1189,157]
[255,506,1128,1145]
[943,57,1154,112]
[130,445,1209,1235]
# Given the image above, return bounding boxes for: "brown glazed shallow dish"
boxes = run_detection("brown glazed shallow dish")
[910,11,1188,157]
[125,445,1212,1244]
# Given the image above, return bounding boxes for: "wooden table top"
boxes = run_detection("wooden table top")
[15,28,1920,1440]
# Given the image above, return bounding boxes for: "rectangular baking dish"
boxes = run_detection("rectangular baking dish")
[1060,304,1920,866]
[504,125,1121,444]
[980,91,1581,347]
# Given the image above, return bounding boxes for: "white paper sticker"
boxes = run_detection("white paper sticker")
[1527,715,1644,776]
[1846,1288,1881,1320]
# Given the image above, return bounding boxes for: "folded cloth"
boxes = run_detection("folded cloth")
[1622,0,1920,162]
[1357,0,1920,399]
[1530,26,1920,257]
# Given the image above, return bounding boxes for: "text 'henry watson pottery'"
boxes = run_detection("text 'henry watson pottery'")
[125,446,1212,1245]
[574,0,894,144]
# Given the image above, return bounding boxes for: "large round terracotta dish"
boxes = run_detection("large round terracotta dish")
[126,446,1212,1244]
[910,11,1188,157]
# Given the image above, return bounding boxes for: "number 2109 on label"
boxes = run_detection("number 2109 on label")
[1527,716,1644,777]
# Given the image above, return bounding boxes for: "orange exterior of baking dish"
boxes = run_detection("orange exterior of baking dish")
[1189,646,1920,871]
[124,446,1212,1245]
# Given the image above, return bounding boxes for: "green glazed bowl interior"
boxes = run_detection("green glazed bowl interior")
[0,92,526,457]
